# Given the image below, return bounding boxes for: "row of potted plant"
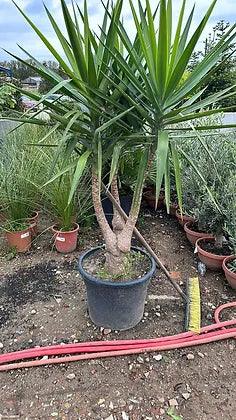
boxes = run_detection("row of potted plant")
[0,125,93,254]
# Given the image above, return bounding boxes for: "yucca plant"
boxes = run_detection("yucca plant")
[3,0,236,275]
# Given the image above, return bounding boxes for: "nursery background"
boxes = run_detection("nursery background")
[0,0,236,419]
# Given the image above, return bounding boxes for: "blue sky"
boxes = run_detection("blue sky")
[0,0,236,62]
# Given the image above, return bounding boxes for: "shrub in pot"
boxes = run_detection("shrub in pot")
[44,164,93,253]
[0,124,52,236]
[4,220,32,253]
[223,256,236,290]
[181,127,236,253]
[195,200,233,270]
[223,174,236,288]
[10,0,236,329]
[185,135,236,269]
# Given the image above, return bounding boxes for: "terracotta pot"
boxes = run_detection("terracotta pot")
[26,211,39,237]
[222,255,236,290]
[5,227,31,253]
[52,223,79,253]
[196,237,230,270]
[143,191,165,209]
[184,221,214,246]
[176,209,194,227]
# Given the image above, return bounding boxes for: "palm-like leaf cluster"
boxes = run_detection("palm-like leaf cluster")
[1,0,236,270]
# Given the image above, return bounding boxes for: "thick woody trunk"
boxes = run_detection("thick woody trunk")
[111,174,125,235]
[91,148,155,277]
[92,165,126,275]
[116,149,155,254]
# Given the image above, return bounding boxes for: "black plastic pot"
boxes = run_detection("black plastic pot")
[78,246,156,330]
[102,195,132,226]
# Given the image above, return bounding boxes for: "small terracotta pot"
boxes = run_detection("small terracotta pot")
[176,210,195,227]
[196,237,230,270]
[222,255,236,290]
[184,221,214,246]
[26,211,39,237]
[143,191,165,209]
[52,223,79,253]
[5,227,31,253]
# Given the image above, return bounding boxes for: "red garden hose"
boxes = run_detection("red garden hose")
[0,302,235,372]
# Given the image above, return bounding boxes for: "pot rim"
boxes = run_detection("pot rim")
[27,211,39,221]
[5,225,31,235]
[78,246,156,287]
[184,221,213,238]
[222,255,236,278]
[52,222,79,235]
[175,210,195,220]
[196,237,231,260]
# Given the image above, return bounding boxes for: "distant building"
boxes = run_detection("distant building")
[22,76,42,89]
[0,66,13,78]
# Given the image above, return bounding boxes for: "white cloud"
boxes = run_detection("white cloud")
[0,0,235,61]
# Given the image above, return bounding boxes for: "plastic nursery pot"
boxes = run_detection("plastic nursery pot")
[52,223,79,253]
[5,226,31,253]
[196,237,230,271]
[222,255,236,290]
[143,190,165,210]
[26,211,39,237]
[78,246,156,331]
[175,209,194,227]
[102,195,132,226]
[184,221,214,246]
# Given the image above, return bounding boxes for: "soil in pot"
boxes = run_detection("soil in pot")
[52,223,79,253]
[83,248,151,282]
[78,247,156,330]
[5,223,31,253]
[223,256,236,290]
[196,237,232,270]
[176,210,194,227]
[184,221,213,246]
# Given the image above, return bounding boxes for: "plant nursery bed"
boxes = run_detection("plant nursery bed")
[0,209,236,420]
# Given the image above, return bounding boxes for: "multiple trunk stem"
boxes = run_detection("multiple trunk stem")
[91,147,154,276]
[92,167,143,275]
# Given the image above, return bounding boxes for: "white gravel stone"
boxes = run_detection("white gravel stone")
[153,354,163,361]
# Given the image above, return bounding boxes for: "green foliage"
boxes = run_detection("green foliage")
[43,163,93,231]
[1,0,236,264]
[0,125,51,226]
[180,121,236,239]
[224,171,236,252]
[0,85,17,113]
[4,220,28,233]
[97,250,147,280]
[228,259,236,273]
[0,59,58,81]
[189,20,236,109]
[167,407,183,420]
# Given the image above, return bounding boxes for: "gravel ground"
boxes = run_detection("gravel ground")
[0,208,235,420]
